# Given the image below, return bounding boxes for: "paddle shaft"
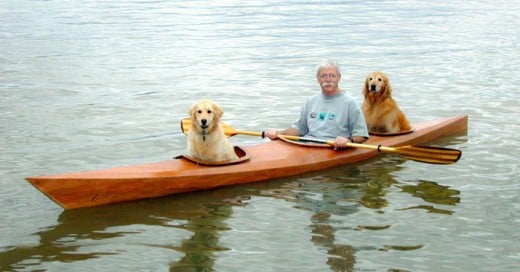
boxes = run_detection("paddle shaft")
[276,135,461,164]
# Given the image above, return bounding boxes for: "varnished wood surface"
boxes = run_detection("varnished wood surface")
[26,115,468,209]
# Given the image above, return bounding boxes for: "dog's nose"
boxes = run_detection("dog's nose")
[201,119,207,125]
[370,84,377,91]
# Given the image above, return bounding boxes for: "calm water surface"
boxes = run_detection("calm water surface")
[1,1,519,271]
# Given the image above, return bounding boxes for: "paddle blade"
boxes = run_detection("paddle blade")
[180,118,190,135]
[394,145,462,164]
[180,118,238,137]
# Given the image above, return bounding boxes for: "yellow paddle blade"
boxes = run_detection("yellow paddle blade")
[180,118,190,134]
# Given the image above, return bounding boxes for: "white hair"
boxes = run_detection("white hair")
[316,59,342,77]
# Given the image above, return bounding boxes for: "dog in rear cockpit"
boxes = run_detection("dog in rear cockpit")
[361,71,411,134]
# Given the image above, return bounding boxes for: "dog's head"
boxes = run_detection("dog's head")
[189,99,224,133]
[363,71,392,100]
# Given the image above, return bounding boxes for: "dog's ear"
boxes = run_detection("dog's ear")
[363,75,370,96]
[214,103,224,120]
[189,106,194,119]
[189,102,198,120]
[382,74,392,96]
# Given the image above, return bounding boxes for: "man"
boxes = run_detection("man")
[264,59,369,150]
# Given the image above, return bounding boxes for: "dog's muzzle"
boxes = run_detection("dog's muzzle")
[370,84,378,92]
[200,119,209,129]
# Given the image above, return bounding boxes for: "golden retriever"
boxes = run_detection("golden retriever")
[187,99,238,162]
[362,71,411,134]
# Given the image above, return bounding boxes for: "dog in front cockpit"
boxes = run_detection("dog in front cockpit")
[187,99,238,162]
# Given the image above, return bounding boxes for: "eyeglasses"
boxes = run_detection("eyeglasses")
[318,73,338,79]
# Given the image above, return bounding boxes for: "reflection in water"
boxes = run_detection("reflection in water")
[401,180,461,206]
[0,191,239,271]
[266,155,462,271]
[398,180,461,215]
[293,175,361,272]
[169,204,232,272]
[288,158,403,271]
[310,211,356,272]
[0,208,148,270]
[0,156,462,271]
[260,174,360,271]
[357,158,402,210]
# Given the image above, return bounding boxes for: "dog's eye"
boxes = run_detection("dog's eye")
[207,110,212,114]
[197,110,202,114]
[378,78,382,81]
[369,77,373,80]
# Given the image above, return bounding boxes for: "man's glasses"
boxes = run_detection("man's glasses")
[319,74,338,79]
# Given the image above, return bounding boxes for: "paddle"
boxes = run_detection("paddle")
[181,118,461,164]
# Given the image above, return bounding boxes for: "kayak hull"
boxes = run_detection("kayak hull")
[26,115,467,209]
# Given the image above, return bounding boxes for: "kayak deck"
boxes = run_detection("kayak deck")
[26,115,468,209]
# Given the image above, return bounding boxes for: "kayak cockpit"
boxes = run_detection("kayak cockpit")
[175,146,250,166]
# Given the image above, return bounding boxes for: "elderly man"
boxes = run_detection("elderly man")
[264,59,369,149]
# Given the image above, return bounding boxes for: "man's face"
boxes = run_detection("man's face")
[317,67,341,96]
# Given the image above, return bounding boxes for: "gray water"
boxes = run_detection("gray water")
[1,1,519,271]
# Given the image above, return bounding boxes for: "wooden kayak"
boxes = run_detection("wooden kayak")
[26,115,468,210]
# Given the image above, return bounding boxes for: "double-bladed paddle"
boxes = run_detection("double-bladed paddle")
[181,118,461,164]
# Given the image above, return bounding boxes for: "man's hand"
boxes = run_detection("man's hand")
[333,136,352,150]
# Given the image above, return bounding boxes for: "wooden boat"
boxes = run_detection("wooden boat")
[26,115,467,210]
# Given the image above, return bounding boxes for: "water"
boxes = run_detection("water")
[1,1,518,271]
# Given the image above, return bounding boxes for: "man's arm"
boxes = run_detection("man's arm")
[264,127,301,140]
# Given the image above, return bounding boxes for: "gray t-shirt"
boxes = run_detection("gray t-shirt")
[292,92,369,140]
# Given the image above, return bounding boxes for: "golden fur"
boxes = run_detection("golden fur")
[361,71,411,133]
[187,99,238,162]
